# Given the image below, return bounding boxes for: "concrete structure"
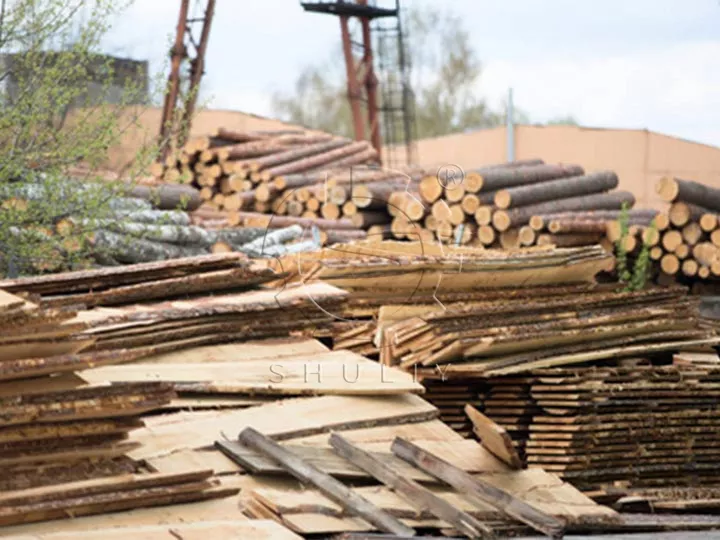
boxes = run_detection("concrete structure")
[0,53,148,106]
[387,125,720,209]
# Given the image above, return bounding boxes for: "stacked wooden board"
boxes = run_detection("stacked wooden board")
[472,364,720,508]
[651,176,720,282]
[0,287,239,524]
[378,283,717,375]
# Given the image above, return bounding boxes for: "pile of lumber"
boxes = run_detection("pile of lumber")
[393,160,643,249]
[273,241,615,358]
[380,284,718,375]
[651,176,720,281]
[473,364,720,506]
[0,253,277,308]
[0,287,235,522]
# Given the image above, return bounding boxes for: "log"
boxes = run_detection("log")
[238,225,304,257]
[675,243,690,259]
[236,428,415,536]
[494,171,618,209]
[537,233,603,247]
[682,258,699,277]
[391,438,566,538]
[682,222,704,246]
[660,253,680,275]
[474,206,493,226]
[662,230,683,252]
[547,219,609,235]
[668,202,708,227]
[92,231,207,264]
[476,163,584,192]
[248,139,349,172]
[321,229,368,245]
[657,177,720,212]
[700,213,719,232]
[354,183,412,210]
[461,194,481,215]
[419,175,443,203]
[230,211,357,231]
[262,141,371,179]
[492,191,636,232]
[213,127,270,144]
[518,226,536,246]
[125,184,203,212]
[108,210,191,226]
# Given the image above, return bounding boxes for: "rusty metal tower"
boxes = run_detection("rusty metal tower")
[158,0,216,159]
[301,0,415,167]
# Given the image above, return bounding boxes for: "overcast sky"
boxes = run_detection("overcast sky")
[106,0,720,147]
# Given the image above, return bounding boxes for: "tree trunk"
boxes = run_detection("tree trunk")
[657,177,720,212]
[494,171,618,209]
[249,139,349,172]
[92,230,208,264]
[262,141,371,179]
[492,191,636,231]
[476,163,584,192]
[110,209,191,226]
[238,225,305,257]
[125,184,203,211]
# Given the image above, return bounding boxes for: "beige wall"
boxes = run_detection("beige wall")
[390,125,720,210]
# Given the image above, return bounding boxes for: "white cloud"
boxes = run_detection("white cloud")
[480,41,720,146]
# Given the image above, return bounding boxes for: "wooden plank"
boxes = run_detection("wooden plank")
[237,427,415,537]
[0,498,250,537]
[216,440,438,482]
[465,404,523,469]
[391,437,566,538]
[1,520,302,539]
[141,337,329,364]
[329,433,494,538]
[78,350,423,396]
[128,394,438,461]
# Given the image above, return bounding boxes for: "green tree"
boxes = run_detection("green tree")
[0,0,158,276]
[546,115,579,126]
[272,5,504,139]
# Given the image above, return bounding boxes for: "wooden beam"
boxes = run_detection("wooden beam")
[329,433,494,538]
[237,427,415,537]
[391,437,566,538]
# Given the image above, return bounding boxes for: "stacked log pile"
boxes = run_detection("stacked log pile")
[650,176,720,282]
[0,180,315,272]
[398,161,647,250]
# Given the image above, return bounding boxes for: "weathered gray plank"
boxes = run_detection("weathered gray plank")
[391,437,566,538]
[237,427,415,537]
[330,433,494,538]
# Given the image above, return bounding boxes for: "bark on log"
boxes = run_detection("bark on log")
[238,225,305,257]
[492,191,636,232]
[230,211,357,231]
[657,176,720,212]
[547,219,609,234]
[494,171,618,209]
[476,163,584,192]
[537,233,604,247]
[262,141,371,179]
[92,230,207,264]
[109,210,191,226]
[249,139,349,172]
[125,184,203,211]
